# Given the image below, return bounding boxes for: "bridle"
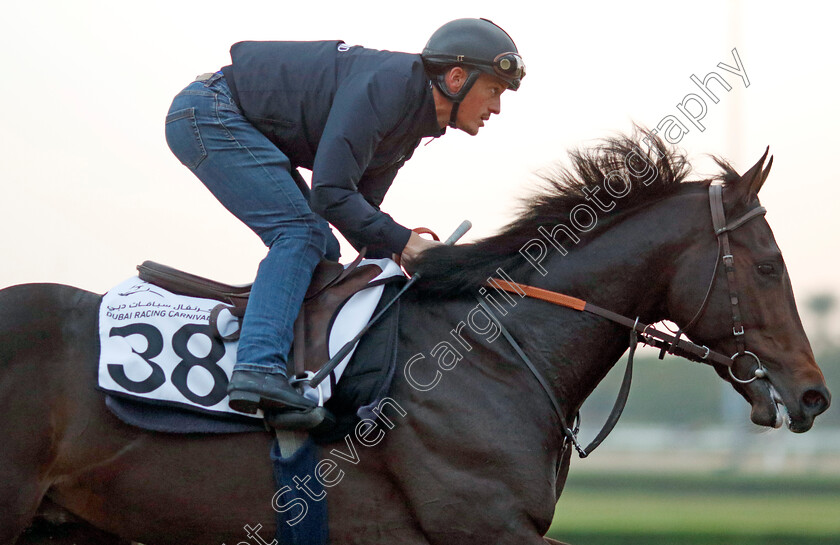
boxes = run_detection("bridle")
[480,183,768,457]
[708,183,769,384]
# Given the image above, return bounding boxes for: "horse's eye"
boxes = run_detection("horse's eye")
[757,263,777,276]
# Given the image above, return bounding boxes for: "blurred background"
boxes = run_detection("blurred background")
[2,1,838,543]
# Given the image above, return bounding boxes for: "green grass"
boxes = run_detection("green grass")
[547,471,840,544]
[548,533,840,545]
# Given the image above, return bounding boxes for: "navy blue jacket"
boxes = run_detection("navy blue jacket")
[221,41,445,257]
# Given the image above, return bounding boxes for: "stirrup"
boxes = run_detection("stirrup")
[264,407,336,432]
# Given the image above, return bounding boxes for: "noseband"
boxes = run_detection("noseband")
[481,183,768,457]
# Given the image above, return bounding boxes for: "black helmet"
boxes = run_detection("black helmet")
[422,18,524,127]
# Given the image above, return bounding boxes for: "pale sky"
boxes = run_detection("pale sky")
[2,0,838,319]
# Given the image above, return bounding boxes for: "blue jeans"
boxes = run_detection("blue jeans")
[165,73,340,376]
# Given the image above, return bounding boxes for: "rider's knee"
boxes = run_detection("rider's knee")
[266,213,329,252]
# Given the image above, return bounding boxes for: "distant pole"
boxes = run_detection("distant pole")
[727,0,743,168]
[722,0,748,472]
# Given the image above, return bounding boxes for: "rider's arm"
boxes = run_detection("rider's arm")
[309,70,414,258]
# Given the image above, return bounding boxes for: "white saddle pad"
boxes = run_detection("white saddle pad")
[97,258,404,418]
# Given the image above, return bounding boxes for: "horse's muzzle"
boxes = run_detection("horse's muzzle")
[759,380,831,433]
[794,385,831,432]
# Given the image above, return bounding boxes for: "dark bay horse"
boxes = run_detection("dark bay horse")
[0,132,830,545]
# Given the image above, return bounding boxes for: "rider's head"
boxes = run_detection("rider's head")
[422,18,525,132]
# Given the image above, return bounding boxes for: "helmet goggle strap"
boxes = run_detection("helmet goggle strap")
[436,69,482,128]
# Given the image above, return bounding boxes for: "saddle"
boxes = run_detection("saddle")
[136,252,383,378]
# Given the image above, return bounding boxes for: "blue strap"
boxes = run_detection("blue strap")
[271,438,328,545]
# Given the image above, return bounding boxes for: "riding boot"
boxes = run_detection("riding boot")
[227,370,316,414]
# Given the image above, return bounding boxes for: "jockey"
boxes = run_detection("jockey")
[165,18,525,420]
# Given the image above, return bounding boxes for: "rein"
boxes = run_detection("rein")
[482,183,768,458]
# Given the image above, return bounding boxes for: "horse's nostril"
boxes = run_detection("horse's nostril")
[801,388,830,416]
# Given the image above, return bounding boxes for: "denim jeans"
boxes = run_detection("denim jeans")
[165,73,340,376]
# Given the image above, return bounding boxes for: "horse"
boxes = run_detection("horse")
[0,131,830,545]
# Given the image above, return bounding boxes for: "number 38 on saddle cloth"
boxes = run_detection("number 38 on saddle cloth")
[97,256,405,436]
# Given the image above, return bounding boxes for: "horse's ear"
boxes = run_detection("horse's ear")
[755,154,773,193]
[731,147,772,205]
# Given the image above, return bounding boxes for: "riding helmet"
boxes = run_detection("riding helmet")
[422,18,524,127]
[423,18,524,94]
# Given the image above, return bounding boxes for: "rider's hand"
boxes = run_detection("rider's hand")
[398,231,442,274]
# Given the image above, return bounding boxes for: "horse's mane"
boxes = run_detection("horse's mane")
[413,128,730,297]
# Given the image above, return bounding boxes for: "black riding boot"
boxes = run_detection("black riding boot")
[227,370,316,414]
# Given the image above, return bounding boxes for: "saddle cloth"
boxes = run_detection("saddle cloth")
[97,258,404,419]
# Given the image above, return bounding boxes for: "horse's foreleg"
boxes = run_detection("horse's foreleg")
[543,538,571,545]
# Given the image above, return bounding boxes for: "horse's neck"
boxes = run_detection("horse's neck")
[511,192,708,413]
